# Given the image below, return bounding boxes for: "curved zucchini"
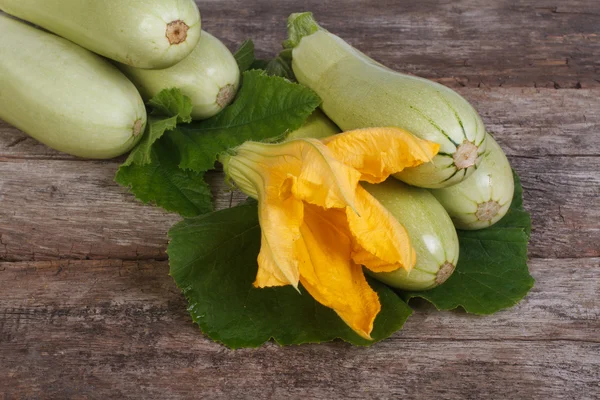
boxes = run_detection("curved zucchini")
[0,0,201,69]
[0,15,146,159]
[119,31,240,120]
[364,179,459,291]
[431,134,515,230]
[286,109,340,140]
[285,12,488,188]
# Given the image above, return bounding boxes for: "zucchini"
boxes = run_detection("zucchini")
[286,109,340,140]
[285,12,488,188]
[0,0,201,69]
[364,179,459,291]
[0,15,146,159]
[431,134,515,230]
[119,31,240,120]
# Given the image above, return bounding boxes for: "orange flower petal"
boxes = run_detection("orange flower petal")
[295,203,381,340]
[254,193,304,288]
[235,139,361,210]
[347,185,416,273]
[323,127,440,183]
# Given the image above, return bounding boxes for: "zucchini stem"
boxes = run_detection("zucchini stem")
[217,84,237,108]
[436,262,456,285]
[166,20,189,45]
[284,12,321,49]
[476,200,501,222]
[453,140,479,169]
[132,119,144,137]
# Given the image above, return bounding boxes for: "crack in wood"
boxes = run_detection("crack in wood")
[4,136,28,149]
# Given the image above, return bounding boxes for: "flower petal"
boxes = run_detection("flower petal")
[323,127,440,183]
[235,139,361,210]
[347,185,416,273]
[254,192,304,288]
[295,203,381,340]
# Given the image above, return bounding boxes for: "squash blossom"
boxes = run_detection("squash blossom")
[220,127,439,339]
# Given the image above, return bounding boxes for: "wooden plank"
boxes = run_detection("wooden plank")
[1,0,598,92]
[465,88,600,158]
[197,0,600,90]
[1,340,597,400]
[2,87,599,159]
[0,160,246,262]
[510,155,600,259]
[0,258,598,342]
[1,153,598,261]
[0,259,598,399]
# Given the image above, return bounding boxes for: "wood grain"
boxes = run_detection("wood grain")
[1,151,598,261]
[199,0,600,90]
[0,258,598,399]
[0,0,599,398]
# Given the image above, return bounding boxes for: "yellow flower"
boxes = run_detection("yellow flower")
[221,127,439,339]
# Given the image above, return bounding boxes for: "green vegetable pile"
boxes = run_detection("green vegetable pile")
[0,4,533,348]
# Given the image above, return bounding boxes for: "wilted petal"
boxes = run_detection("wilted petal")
[347,185,415,273]
[295,203,381,340]
[323,127,440,183]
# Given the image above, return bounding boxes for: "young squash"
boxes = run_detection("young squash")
[0,0,201,69]
[430,134,515,230]
[0,15,146,159]
[364,179,460,291]
[286,109,340,140]
[119,31,240,120]
[285,12,488,188]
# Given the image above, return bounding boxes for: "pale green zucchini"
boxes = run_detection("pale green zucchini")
[0,0,201,69]
[285,12,488,188]
[119,31,240,120]
[364,179,459,291]
[0,15,146,159]
[431,134,515,230]
[286,109,340,140]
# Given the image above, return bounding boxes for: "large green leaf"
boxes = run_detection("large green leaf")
[251,49,295,80]
[120,116,178,167]
[116,72,320,217]
[148,88,193,124]
[121,88,193,168]
[115,135,212,217]
[403,172,534,314]
[168,202,413,349]
[168,70,321,173]
[234,40,256,73]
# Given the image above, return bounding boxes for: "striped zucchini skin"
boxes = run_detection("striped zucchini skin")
[0,15,146,159]
[119,31,240,120]
[0,0,201,69]
[430,134,515,230]
[287,13,488,188]
[364,179,459,291]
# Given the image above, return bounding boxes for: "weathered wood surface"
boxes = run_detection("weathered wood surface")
[0,258,599,399]
[1,0,599,398]
[2,89,599,261]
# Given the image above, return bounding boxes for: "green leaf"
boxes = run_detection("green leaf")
[120,116,178,167]
[115,135,212,217]
[116,71,318,218]
[168,70,321,173]
[234,40,256,73]
[168,202,412,349]
[403,172,534,314]
[120,89,193,168]
[148,88,193,124]
[251,49,295,80]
